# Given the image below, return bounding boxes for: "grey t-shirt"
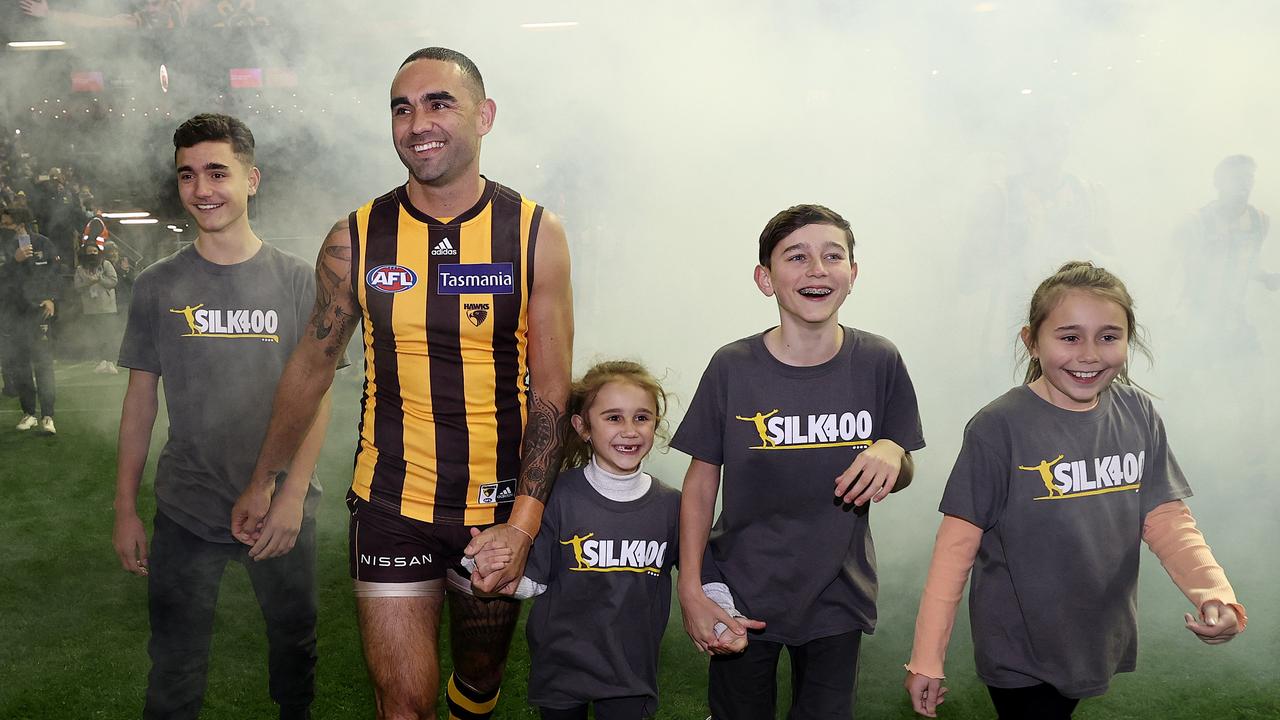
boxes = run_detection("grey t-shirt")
[939,384,1191,698]
[118,243,320,543]
[523,466,680,711]
[671,327,925,643]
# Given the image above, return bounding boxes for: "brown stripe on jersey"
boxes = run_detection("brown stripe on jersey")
[526,205,543,297]
[426,220,470,524]
[348,209,370,477]
[490,188,529,516]
[364,194,409,511]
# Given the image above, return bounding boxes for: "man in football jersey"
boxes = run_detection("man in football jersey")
[239,48,573,719]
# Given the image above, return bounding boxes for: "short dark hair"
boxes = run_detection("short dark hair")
[758,204,856,268]
[2,206,33,226]
[399,47,486,100]
[173,113,255,166]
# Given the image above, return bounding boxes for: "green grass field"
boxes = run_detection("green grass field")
[1,363,1275,719]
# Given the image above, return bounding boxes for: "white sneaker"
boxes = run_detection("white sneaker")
[16,415,38,431]
[40,416,55,434]
[104,361,119,375]
[94,360,111,374]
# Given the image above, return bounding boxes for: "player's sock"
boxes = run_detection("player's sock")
[446,672,499,720]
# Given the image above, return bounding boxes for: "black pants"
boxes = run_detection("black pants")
[144,511,317,720]
[708,630,862,720]
[987,683,1080,719]
[2,318,55,417]
[538,695,655,720]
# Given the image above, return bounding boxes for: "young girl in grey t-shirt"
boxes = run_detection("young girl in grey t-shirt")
[904,261,1246,719]
[466,361,746,719]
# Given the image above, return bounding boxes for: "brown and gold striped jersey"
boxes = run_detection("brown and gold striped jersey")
[348,179,542,525]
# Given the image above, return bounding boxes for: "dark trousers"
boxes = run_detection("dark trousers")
[709,630,862,720]
[2,318,55,417]
[538,695,655,720]
[987,683,1080,719]
[144,511,317,720]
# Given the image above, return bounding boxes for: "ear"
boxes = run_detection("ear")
[247,166,261,197]
[570,414,588,439]
[847,259,859,292]
[1020,325,1035,357]
[753,265,775,297]
[477,98,497,137]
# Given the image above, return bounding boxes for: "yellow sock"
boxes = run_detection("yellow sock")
[445,673,499,720]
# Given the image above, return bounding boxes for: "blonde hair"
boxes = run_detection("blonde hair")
[1019,261,1153,386]
[562,360,669,469]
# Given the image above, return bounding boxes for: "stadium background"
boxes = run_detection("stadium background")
[2,1,1277,717]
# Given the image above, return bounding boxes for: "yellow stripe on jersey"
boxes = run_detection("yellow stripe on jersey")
[460,216,499,527]
[352,202,379,505]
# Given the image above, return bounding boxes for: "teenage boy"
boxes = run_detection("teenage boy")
[113,113,333,720]
[674,204,926,719]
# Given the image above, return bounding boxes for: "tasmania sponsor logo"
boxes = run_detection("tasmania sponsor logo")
[464,302,490,327]
[366,264,418,293]
[437,262,515,295]
[735,408,874,450]
[1018,450,1145,501]
[169,303,280,342]
[561,532,667,576]
[359,553,433,567]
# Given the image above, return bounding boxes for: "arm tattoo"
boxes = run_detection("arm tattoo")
[308,220,357,356]
[518,389,569,503]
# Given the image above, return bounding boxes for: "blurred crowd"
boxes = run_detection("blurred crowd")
[1,128,140,435]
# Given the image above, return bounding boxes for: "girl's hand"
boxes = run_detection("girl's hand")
[710,618,765,654]
[679,588,755,654]
[1184,600,1241,644]
[904,670,948,717]
[471,546,513,576]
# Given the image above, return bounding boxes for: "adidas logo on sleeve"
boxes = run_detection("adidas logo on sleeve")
[431,237,458,256]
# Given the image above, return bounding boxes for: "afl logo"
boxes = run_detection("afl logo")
[366,265,418,293]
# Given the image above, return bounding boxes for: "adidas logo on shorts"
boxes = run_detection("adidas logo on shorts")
[431,237,458,256]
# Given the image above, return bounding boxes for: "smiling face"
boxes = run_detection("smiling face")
[755,223,857,330]
[572,380,658,476]
[390,58,494,189]
[175,140,258,236]
[1023,288,1130,411]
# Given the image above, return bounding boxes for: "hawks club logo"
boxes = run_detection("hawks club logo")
[465,302,490,327]
[366,264,418,293]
